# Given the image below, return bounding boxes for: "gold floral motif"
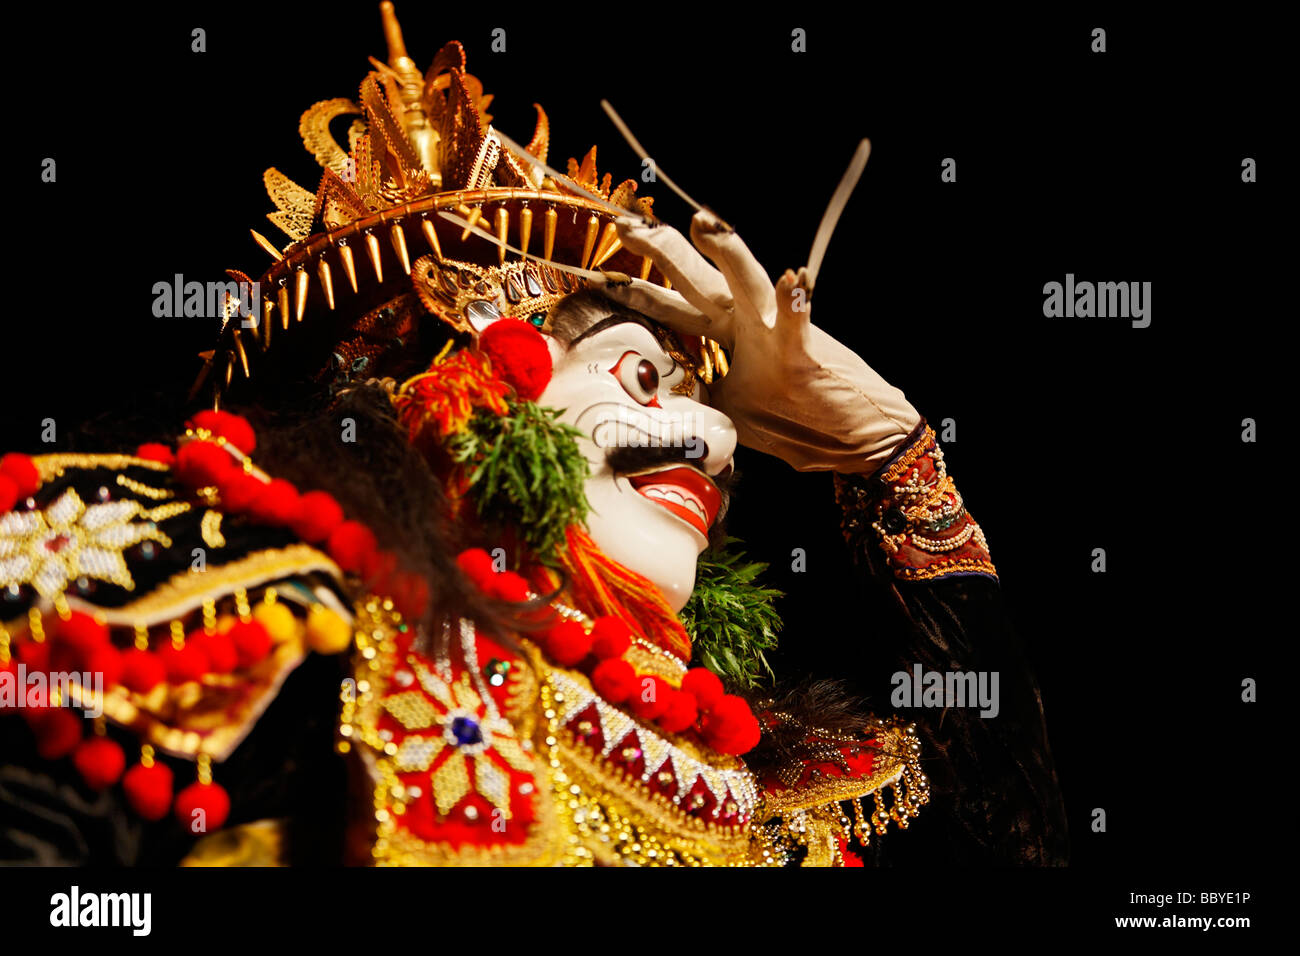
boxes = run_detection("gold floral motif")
[0,488,173,599]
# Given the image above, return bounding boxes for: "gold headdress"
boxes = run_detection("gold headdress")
[199,1,727,407]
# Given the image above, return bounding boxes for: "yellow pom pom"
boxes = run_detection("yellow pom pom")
[254,602,299,644]
[214,614,237,635]
[306,605,352,655]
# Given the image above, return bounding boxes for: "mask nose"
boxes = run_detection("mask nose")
[679,398,736,478]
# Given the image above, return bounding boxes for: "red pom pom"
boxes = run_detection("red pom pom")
[15,636,51,672]
[175,441,235,488]
[291,490,344,543]
[0,474,18,513]
[54,611,109,658]
[193,630,237,674]
[629,674,671,721]
[215,471,262,513]
[123,761,174,821]
[488,570,531,603]
[589,616,632,659]
[681,668,724,710]
[188,410,256,454]
[248,478,300,526]
[656,690,699,734]
[477,319,553,401]
[174,781,231,833]
[544,620,592,666]
[83,645,123,688]
[158,641,210,684]
[35,708,84,760]
[327,521,377,575]
[702,696,761,754]
[391,571,430,621]
[228,620,272,668]
[120,649,166,694]
[591,658,638,704]
[0,453,39,498]
[73,737,126,790]
[135,443,175,466]
[456,549,497,590]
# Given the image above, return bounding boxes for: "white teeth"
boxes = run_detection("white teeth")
[640,486,706,522]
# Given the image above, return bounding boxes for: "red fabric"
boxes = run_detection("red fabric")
[487,570,531,603]
[456,548,497,589]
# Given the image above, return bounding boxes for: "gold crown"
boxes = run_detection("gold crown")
[199,2,731,406]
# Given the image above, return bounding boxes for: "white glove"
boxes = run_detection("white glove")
[596,210,921,473]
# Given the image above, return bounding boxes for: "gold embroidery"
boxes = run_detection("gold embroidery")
[115,474,175,500]
[32,453,170,484]
[200,510,226,548]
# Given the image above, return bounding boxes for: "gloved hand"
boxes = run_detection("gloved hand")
[595,210,921,473]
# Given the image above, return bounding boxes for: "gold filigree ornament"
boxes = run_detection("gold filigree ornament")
[200,1,731,410]
[0,488,172,600]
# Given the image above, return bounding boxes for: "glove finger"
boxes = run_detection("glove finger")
[689,211,777,326]
[592,275,724,343]
[614,216,736,324]
[773,267,814,347]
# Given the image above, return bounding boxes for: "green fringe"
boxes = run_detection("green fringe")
[447,400,590,560]
[680,537,784,691]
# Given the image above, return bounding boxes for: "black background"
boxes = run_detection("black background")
[4,0,1278,901]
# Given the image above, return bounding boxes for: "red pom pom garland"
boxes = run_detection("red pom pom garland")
[454,549,760,753]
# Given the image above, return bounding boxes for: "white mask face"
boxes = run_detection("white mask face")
[538,315,737,613]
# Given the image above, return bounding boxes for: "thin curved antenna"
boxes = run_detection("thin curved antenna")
[600,99,706,215]
[806,138,871,289]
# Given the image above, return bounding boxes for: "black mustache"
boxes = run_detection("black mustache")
[606,442,709,475]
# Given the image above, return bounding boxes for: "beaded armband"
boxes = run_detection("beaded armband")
[833,423,997,583]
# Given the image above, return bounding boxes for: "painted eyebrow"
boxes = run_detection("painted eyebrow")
[569,314,659,346]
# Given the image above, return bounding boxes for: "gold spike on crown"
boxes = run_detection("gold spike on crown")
[202,1,729,407]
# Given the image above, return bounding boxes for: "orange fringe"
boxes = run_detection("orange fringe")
[544,525,693,662]
[393,349,509,443]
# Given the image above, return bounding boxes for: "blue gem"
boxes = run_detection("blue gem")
[450,716,483,747]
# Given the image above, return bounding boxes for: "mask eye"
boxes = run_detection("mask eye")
[612,351,661,405]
